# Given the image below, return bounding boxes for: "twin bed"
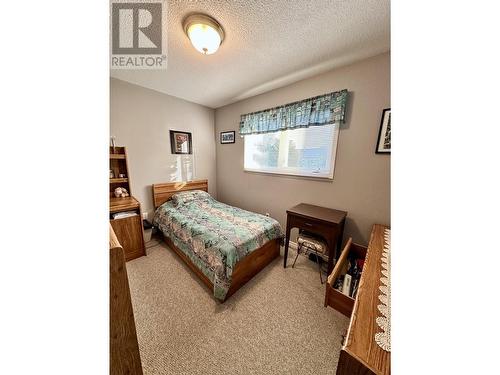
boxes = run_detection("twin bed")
[152,180,283,301]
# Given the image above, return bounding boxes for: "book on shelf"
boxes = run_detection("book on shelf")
[112,211,137,219]
[342,274,352,296]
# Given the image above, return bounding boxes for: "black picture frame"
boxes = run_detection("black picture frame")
[375,108,391,154]
[170,130,192,154]
[220,131,235,144]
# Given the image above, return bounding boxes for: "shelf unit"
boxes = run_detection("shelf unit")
[110,178,129,184]
[109,146,145,262]
[109,146,131,195]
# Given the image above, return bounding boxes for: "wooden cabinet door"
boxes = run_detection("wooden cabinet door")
[110,215,145,261]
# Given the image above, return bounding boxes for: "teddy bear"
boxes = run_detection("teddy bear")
[114,187,130,198]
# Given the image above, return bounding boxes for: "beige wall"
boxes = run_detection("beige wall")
[215,53,390,245]
[110,78,217,219]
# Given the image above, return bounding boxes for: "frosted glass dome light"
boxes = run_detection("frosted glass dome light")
[183,14,224,55]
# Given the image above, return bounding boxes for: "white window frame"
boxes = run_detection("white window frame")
[243,124,340,180]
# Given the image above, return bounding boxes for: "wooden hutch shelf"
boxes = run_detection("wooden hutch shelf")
[109,146,145,262]
[109,154,126,160]
[110,178,129,184]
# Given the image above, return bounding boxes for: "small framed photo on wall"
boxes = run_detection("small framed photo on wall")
[376,108,391,154]
[170,130,192,154]
[220,131,235,144]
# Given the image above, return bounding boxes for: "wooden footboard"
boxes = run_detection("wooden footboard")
[163,235,281,302]
[227,237,281,299]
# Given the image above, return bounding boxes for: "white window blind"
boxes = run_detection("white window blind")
[243,123,339,179]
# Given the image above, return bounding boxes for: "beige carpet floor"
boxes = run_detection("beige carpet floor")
[126,240,349,375]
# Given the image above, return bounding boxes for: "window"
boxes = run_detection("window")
[244,123,339,179]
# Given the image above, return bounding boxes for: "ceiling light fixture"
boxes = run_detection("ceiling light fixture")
[183,14,225,55]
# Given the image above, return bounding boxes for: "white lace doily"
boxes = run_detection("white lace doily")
[375,228,391,352]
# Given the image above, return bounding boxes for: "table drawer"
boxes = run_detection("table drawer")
[324,238,366,317]
[289,214,332,234]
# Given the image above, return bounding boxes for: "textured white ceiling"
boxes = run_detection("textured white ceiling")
[111,0,390,108]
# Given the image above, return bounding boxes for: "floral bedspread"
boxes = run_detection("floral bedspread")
[153,190,283,300]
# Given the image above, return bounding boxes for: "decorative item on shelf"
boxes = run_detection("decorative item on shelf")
[376,108,391,154]
[118,173,126,178]
[220,131,235,144]
[114,187,130,198]
[110,169,115,179]
[170,130,192,154]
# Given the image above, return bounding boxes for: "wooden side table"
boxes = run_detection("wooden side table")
[110,196,146,262]
[284,203,347,275]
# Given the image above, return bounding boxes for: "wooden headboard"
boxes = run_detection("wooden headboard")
[152,179,208,209]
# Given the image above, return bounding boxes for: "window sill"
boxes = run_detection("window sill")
[243,168,334,181]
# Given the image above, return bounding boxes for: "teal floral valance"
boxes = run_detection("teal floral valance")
[239,89,347,136]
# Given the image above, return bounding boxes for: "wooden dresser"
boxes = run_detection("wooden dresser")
[110,225,143,375]
[109,147,145,262]
[335,224,390,375]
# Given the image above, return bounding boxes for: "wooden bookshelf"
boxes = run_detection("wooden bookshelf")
[109,146,145,262]
[109,146,131,196]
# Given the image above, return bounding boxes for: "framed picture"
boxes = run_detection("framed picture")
[220,131,235,144]
[376,108,391,154]
[170,130,192,154]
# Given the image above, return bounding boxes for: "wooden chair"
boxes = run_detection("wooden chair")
[292,230,329,283]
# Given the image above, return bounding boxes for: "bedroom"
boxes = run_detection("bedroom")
[109,1,390,373]
[2,1,499,375]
